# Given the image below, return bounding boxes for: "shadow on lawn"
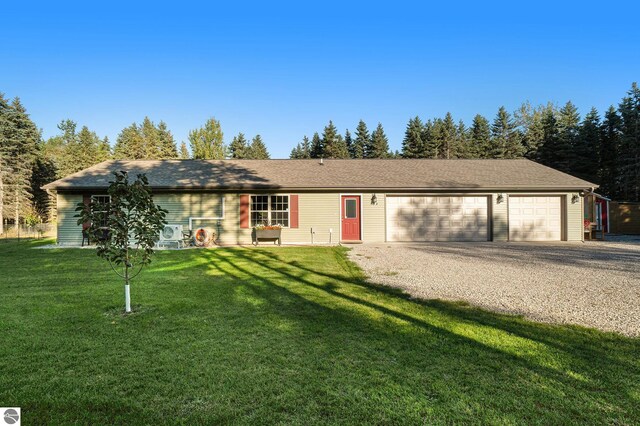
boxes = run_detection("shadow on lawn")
[160,246,640,421]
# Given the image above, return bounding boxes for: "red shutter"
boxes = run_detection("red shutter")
[240,194,250,229]
[290,194,299,228]
[82,195,91,230]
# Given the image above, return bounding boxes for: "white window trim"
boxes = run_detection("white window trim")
[249,194,290,228]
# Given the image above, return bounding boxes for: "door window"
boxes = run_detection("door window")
[345,199,357,218]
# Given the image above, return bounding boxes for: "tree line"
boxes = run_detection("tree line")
[1,82,639,229]
[290,82,640,202]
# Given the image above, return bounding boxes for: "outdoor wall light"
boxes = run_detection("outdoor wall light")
[371,194,378,205]
[571,194,580,204]
[497,193,505,204]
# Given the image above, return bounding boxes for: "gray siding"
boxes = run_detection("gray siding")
[57,193,83,245]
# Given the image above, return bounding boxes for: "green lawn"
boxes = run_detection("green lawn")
[0,240,638,425]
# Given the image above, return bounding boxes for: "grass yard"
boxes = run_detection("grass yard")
[0,240,639,424]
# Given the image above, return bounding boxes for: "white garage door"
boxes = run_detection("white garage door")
[386,196,489,241]
[508,196,562,241]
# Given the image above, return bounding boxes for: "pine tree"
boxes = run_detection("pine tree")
[98,137,111,162]
[572,107,601,181]
[229,133,248,159]
[179,142,190,159]
[141,117,161,159]
[401,116,424,158]
[189,117,225,159]
[309,132,323,158]
[456,120,470,158]
[246,134,270,159]
[514,102,547,160]
[290,136,311,159]
[114,123,146,160]
[352,120,369,159]
[556,101,581,172]
[367,123,390,158]
[618,82,640,201]
[490,107,523,159]
[538,108,560,167]
[599,106,622,198]
[157,121,178,159]
[344,130,354,158]
[421,119,438,158]
[321,121,349,158]
[439,112,457,159]
[469,114,491,158]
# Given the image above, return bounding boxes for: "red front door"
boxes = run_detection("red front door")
[341,196,361,241]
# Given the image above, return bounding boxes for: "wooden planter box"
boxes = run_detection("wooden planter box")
[253,229,282,246]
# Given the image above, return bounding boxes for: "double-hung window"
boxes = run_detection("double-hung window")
[250,195,289,227]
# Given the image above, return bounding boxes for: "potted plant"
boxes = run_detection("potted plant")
[253,224,282,246]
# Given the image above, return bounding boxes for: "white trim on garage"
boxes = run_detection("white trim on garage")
[507,195,562,241]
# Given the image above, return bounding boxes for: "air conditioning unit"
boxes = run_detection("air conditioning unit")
[160,224,183,242]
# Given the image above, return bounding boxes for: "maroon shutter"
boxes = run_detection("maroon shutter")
[82,195,91,230]
[240,194,250,229]
[290,195,299,228]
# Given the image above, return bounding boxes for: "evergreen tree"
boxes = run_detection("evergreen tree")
[290,136,311,159]
[367,123,390,158]
[618,82,640,201]
[309,132,323,158]
[157,121,178,159]
[179,142,190,159]
[439,112,458,159]
[514,102,547,160]
[114,123,146,160]
[490,107,524,159]
[352,120,369,159]
[189,117,225,159]
[599,106,622,198]
[401,116,424,158]
[572,107,601,181]
[98,137,111,162]
[141,117,161,158]
[469,114,491,158]
[322,121,349,158]
[344,130,354,158]
[246,134,270,159]
[538,108,560,167]
[456,120,470,158]
[229,133,248,159]
[421,119,438,158]
[556,101,581,172]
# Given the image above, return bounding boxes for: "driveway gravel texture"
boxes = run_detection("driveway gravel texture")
[348,237,640,337]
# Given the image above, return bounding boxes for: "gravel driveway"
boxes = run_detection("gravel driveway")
[349,237,640,336]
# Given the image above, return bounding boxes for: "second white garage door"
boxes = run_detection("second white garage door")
[508,196,562,241]
[386,196,489,241]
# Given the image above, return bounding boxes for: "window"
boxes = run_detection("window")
[250,195,289,227]
[345,199,357,218]
[91,195,110,227]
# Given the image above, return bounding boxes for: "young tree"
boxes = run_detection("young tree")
[469,114,491,158]
[367,123,390,158]
[189,117,225,159]
[75,171,167,313]
[352,120,369,159]
[246,134,270,159]
[229,132,248,159]
[401,116,424,158]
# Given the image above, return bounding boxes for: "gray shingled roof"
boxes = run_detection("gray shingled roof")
[43,159,597,191]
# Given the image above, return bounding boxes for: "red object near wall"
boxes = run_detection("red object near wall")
[290,195,299,228]
[82,195,91,230]
[239,194,250,229]
[596,198,608,233]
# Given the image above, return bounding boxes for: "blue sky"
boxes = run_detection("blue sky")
[2,1,639,158]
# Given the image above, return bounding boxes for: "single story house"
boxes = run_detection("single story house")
[43,159,597,245]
